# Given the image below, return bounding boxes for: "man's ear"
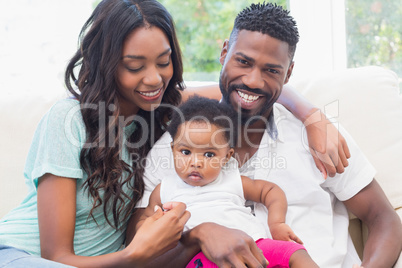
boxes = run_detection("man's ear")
[284,61,294,84]
[219,39,229,65]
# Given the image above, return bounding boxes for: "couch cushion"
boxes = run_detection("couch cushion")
[0,91,64,217]
[291,66,402,210]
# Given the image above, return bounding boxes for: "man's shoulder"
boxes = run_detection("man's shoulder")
[151,131,173,151]
[272,103,305,141]
[147,132,172,160]
[273,103,301,124]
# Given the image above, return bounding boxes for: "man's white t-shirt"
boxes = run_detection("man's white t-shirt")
[139,103,376,268]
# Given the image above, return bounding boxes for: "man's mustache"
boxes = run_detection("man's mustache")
[228,84,268,97]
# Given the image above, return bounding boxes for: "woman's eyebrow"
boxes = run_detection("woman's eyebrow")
[123,48,171,60]
[157,48,172,58]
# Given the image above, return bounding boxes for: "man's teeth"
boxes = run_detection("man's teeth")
[237,91,259,103]
[140,88,161,97]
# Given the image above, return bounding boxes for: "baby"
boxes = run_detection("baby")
[137,96,318,268]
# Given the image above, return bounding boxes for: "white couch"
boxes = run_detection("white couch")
[1,66,401,266]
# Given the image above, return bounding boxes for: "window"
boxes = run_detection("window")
[288,0,401,90]
[163,0,401,91]
[345,0,402,78]
[160,0,288,82]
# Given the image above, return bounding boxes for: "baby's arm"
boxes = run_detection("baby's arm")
[136,184,163,231]
[241,176,303,244]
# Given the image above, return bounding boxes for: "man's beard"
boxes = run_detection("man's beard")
[219,79,273,125]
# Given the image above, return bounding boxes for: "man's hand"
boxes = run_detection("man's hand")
[183,223,268,268]
[304,109,351,178]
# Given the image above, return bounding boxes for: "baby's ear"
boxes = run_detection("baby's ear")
[226,148,235,161]
[222,148,235,167]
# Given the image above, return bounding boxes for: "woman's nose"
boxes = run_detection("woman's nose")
[143,65,162,86]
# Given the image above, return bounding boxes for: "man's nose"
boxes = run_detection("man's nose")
[242,68,264,90]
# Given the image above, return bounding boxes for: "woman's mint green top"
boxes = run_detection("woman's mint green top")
[0,98,136,256]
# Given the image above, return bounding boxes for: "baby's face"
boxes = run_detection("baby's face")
[171,121,234,187]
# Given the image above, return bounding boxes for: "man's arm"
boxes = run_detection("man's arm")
[127,209,267,268]
[343,179,402,268]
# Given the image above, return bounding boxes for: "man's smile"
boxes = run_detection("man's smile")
[236,90,262,103]
[232,89,265,110]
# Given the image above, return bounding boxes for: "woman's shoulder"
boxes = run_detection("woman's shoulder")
[44,98,83,125]
[49,97,80,114]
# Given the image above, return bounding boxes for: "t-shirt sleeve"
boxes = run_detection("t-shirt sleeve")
[24,99,86,188]
[321,124,376,201]
[136,132,175,208]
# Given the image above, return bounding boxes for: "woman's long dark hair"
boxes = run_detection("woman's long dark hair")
[64,0,184,229]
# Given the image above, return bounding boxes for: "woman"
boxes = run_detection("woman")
[0,0,349,267]
[0,0,190,267]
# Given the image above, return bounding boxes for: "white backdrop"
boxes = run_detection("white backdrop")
[0,0,93,96]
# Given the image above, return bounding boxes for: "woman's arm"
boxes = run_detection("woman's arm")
[181,83,222,103]
[241,176,302,244]
[278,84,351,178]
[37,174,189,267]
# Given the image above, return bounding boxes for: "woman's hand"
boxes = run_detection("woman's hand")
[304,109,351,178]
[183,223,268,268]
[125,202,190,265]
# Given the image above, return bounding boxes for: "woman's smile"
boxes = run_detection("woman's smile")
[137,86,164,101]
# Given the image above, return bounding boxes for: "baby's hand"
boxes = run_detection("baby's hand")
[352,265,364,268]
[269,223,303,244]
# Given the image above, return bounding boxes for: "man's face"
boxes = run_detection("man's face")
[219,30,294,125]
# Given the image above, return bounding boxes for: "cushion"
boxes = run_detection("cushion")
[0,91,64,217]
[291,66,402,210]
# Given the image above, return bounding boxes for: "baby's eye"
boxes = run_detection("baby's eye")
[181,149,191,156]
[204,152,215,158]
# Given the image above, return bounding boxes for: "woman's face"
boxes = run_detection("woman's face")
[116,26,174,117]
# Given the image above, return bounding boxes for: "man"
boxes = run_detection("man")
[129,3,402,267]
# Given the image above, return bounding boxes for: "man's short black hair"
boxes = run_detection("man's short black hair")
[229,2,299,60]
[167,96,238,147]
